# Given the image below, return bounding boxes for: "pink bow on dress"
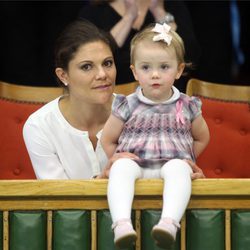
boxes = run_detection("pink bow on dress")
[176,100,185,124]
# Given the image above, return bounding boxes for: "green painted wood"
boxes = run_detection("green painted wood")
[97,210,135,250]
[0,212,2,250]
[186,210,225,250]
[232,210,250,250]
[141,210,180,250]
[9,211,46,250]
[53,210,91,250]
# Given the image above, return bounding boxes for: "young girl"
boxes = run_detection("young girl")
[101,23,210,249]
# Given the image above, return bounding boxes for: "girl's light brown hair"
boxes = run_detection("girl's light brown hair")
[130,23,190,69]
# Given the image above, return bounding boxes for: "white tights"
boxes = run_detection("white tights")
[107,158,193,223]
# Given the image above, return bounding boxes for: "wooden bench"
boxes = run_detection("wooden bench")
[1,179,250,250]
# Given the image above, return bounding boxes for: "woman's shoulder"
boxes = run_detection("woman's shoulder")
[25,97,61,124]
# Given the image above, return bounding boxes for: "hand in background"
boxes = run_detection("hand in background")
[124,0,139,21]
[149,0,177,31]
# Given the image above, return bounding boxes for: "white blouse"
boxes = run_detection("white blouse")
[23,97,108,179]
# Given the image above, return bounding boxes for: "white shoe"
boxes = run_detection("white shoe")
[151,217,180,249]
[112,219,137,249]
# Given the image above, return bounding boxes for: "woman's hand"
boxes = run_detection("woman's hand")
[185,159,206,180]
[97,152,140,179]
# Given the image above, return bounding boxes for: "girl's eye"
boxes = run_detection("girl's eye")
[142,65,149,71]
[81,64,92,71]
[103,59,114,68]
[161,64,169,70]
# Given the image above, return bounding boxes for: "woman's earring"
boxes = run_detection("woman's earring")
[63,81,68,86]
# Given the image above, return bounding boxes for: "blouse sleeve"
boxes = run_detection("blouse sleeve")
[188,96,202,121]
[112,94,130,121]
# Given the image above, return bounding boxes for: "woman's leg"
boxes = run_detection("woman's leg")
[108,158,141,223]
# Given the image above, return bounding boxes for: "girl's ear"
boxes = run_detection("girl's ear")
[130,65,138,81]
[175,63,185,80]
[55,68,69,86]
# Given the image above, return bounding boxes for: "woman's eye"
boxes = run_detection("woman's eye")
[81,64,92,71]
[104,59,114,67]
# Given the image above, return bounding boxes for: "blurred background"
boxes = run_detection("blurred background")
[0,0,249,88]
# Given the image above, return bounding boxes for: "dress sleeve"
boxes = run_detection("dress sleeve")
[188,96,202,121]
[23,120,69,180]
[112,94,130,121]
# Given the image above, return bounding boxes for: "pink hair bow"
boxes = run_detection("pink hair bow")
[152,23,172,45]
[176,100,185,125]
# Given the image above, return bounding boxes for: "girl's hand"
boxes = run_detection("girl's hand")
[185,159,206,180]
[98,152,140,178]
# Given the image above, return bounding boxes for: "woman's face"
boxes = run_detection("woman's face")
[62,41,116,105]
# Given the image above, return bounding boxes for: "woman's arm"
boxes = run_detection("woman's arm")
[191,115,210,158]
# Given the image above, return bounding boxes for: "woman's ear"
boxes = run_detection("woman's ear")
[175,63,185,80]
[130,65,138,81]
[55,68,69,86]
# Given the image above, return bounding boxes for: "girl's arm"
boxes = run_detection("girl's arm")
[101,114,125,158]
[191,115,210,158]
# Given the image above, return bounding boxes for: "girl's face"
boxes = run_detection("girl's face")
[131,40,184,102]
[57,41,116,105]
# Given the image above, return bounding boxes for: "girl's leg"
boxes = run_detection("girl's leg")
[108,158,141,222]
[160,159,193,222]
[152,159,193,248]
[108,158,141,249]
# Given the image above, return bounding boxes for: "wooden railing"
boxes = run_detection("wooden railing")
[1,179,250,250]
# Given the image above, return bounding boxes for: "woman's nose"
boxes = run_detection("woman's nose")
[96,67,107,79]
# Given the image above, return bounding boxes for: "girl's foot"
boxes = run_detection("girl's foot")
[151,217,180,249]
[112,218,137,249]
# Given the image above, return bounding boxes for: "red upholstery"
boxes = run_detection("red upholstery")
[197,97,250,178]
[0,98,43,179]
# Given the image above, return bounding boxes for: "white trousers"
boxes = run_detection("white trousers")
[108,158,193,223]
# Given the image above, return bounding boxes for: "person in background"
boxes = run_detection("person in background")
[79,0,200,92]
[101,23,209,249]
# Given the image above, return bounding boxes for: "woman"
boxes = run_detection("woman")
[23,19,204,180]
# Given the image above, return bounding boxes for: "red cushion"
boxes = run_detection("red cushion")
[197,97,250,178]
[0,98,44,179]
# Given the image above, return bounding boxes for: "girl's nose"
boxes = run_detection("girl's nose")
[152,69,160,79]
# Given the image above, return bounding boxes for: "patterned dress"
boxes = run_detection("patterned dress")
[112,86,202,168]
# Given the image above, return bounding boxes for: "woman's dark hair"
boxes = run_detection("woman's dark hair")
[55,18,116,71]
